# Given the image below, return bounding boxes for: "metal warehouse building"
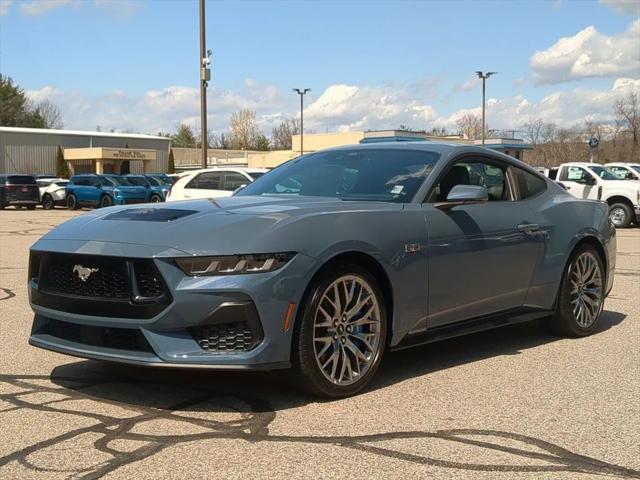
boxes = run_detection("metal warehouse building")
[0,127,171,175]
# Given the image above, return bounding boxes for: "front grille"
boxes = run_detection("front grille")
[190,322,256,353]
[134,261,164,298]
[31,252,172,319]
[45,254,129,298]
[43,318,154,352]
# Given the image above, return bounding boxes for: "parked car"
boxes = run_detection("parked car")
[605,163,640,181]
[37,178,69,209]
[555,162,640,228]
[29,143,616,397]
[65,174,148,209]
[166,167,268,201]
[0,174,40,210]
[123,174,170,202]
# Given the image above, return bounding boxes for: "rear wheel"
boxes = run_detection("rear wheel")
[42,194,54,210]
[608,202,632,228]
[99,194,113,208]
[66,194,79,210]
[549,244,604,337]
[150,194,162,203]
[292,265,387,398]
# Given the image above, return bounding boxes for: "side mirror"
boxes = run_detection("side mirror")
[627,172,637,180]
[585,176,596,186]
[436,185,489,210]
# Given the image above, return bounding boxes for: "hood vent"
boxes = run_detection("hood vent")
[103,208,197,222]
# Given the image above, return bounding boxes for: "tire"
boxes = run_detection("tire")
[66,194,79,210]
[99,195,113,208]
[292,264,387,398]
[608,202,632,228]
[150,194,162,203]
[42,194,54,210]
[549,244,605,337]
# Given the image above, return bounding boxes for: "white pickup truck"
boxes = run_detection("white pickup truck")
[555,162,640,228]
[605,162,640,181]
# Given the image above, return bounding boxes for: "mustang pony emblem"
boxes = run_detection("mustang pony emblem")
[72,265,99,282]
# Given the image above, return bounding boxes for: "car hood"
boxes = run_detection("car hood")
[34,195,402,257]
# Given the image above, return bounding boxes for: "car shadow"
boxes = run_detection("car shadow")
[47,309,626,408]
[2,310,636,479]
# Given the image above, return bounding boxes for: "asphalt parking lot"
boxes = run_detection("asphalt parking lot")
[1,208,639,480]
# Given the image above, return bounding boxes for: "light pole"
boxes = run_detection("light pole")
[293,88,310,155]
[475,71,497,146]
[199,0,211,168]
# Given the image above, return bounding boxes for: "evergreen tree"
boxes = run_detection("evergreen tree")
[167,149,176,174]
[55,146,70,178]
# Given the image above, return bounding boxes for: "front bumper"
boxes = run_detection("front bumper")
[29,249,318,370]
[114,196,147,205]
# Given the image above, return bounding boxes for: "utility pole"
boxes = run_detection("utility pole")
[475,71,497,146]
[293,88,310,156]
[199,0,211,168]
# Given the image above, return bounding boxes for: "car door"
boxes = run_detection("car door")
[558,166,597,199]
[423,155,542,328]
[69,176,89,204]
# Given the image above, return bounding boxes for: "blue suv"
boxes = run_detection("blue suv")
[65,174,148,209]
[123,174,171,203]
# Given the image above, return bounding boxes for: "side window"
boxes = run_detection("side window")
[73,176,88,186]
[559,166,590,183]
[223,172,249,191]
[433,159,508,202]
[194,172,222,190]
[510,167,547,200]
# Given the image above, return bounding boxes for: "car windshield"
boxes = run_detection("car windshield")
[630,165,640,174]
[125,176,150,186]
[589,165,620,180]
[54,181,68,187]
[247,172,265,180]
[147,176,169,186]
[237,148,440,202]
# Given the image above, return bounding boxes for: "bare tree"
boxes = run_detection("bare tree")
[209,132,230,149]
[36,99,63,129]
[614,92,639,158]
[456,114,483,140]
[229,109,261,150]
[271,118,300,150]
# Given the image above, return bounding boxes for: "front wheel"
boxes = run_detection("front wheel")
[66,194,79,210]
[549,245,605,337]
[608,203,632,228]
[150,194,162,203]
[99,194,113,208]
[292,265,387,398]
[42,194,54,210]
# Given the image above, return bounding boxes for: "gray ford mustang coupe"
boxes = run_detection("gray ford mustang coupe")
[28,143,616,397]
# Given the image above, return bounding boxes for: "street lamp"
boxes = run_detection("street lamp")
[293,88,310,155]
[475,71,497,146]
[199,0,211,168]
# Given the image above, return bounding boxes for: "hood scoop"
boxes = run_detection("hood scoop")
[103,208,197,222]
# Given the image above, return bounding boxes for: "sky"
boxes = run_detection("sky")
[0,0,638,137]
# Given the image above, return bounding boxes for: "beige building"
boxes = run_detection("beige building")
[63,147,157,175]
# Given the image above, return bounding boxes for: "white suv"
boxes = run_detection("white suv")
[166,167,268,202]
[605,163,640,181]
[36,178,69,209]
[556,162,640,228]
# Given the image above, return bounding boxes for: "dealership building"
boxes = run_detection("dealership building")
[0,127,171,175]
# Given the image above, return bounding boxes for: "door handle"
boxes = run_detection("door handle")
[517,223,540,233]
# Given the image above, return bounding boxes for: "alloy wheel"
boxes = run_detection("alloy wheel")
[569,251,603,329]
[609,207,627,227]
[312,275,382,386]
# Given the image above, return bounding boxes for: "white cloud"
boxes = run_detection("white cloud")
[304,84,437,132]
[530,20,640,84]
[20,0,78,15]
[0,0,13,15]
[25,77,639,137]
[435,77,640,131]
[599,0,640,15]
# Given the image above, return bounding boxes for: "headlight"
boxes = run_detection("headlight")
[175,252,296,276]
[113,188,121,196]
